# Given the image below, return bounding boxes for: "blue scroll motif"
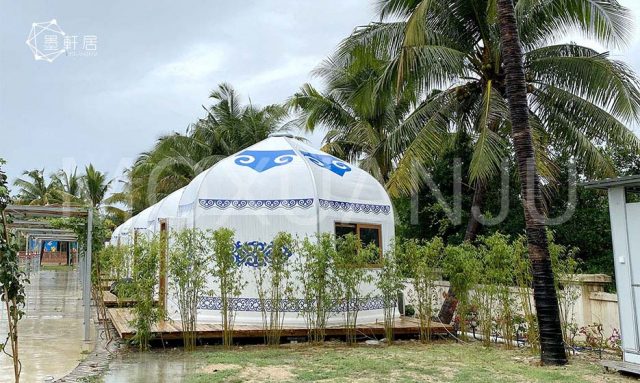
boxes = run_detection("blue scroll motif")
[197,296,387,312]
[198,198,314,210]
[319,199,391,215]
[233,240,293,267]
[300,151,351,176]
[234,150,297,172]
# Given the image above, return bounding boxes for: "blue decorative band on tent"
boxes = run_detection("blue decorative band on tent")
[319,199,391,215]
[234,149,297,172]
[233,240,293,267]
[301,151,351,176]
[197,296,388,312]
[198,198,314,210]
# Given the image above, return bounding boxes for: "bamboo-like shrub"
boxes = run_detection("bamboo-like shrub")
[295,234,335,343]
[513,236,539,352]
[548,231,580,351]
[169,229,210,351]
[475,233,517,347]
[209,228,245,348]
[255,232,295,346]
[442,242,480,341]
[376,242,404,344]
[129,235,160,351]
[409,238,444,343]
[332,233,373,346]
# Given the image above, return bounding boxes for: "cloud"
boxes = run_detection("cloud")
[238,55,319,91]
[150,43,227,82]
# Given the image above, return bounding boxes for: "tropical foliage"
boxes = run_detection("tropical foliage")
[0,159,29,383]
[13,165,114,208]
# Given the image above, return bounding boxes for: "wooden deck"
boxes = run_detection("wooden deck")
[107,308,453,341]
[601,359,640,376]
[100,291,146,307]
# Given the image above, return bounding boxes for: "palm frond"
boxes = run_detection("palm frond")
[526,43,640,121]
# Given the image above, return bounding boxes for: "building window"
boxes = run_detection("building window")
[334,222,382,266]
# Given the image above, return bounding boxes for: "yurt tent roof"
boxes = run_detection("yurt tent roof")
[119,217,134,240]
[177,135,392,231]
[148,186,186,227]
[132,205,154,230]
[110,224,122,245]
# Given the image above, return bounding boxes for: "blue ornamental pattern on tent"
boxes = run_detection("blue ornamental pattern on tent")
[234,149,297,172]
[197,296,387,312]
[233,240,293,267]
[199,198,314,210]
[301,151,351,176]
[319,199,391,215]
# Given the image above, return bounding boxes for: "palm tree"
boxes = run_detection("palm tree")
[497,0,567,365]
[13,169,63,205]
[336,0,639,327]
[82,164,112,208]
[120,83,292,213]
[344,0,639,220]
[289,45,420,183]
[51,167,83,205]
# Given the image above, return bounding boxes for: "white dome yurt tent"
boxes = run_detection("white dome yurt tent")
[110,224,122,246]
[110,187,186,245]
[115,217,134,246]
[131,205,155,240]
[147,186,186,235]
[171,134,394,327]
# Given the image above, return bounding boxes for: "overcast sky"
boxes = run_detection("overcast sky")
[2,1,640,187]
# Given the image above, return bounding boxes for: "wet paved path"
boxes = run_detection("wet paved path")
[0,269,94,383]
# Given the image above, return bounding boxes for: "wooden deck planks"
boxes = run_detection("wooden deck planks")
[107,308,452,341]
[600,359,640,376]
[100,291,158,308]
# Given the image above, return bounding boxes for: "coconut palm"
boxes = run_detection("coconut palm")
[308,0,640,245]
[342,0,639,210]
[496,0,567,365]
[13,169,63,205]
[82,164,112,208]
[51,167,84,205]
[329,0,638,362]
[289,45,421,183]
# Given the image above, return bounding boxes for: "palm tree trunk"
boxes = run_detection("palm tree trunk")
[496,0,567,365]
[464,180,487,242]
[436,181,487,324]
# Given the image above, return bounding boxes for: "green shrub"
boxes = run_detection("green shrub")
[129,235,160,350]
[169,229,210,351]
[295,234,336,343]
[209,228,245,348]
[332,233,373,345]
[255,232,295,346]
[376,241,405,343]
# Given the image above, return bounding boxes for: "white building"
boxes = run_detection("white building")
[586,176,640,369]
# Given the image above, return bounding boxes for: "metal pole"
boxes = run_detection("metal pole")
[83,209,93,341]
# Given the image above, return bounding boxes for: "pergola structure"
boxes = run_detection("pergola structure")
[4,204,93,341]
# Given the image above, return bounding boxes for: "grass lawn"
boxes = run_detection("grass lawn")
[184,341,631,383]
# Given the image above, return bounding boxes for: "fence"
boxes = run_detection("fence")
[402,273,619,337]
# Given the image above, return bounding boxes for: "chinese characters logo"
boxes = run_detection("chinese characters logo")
[26,19,98,62]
